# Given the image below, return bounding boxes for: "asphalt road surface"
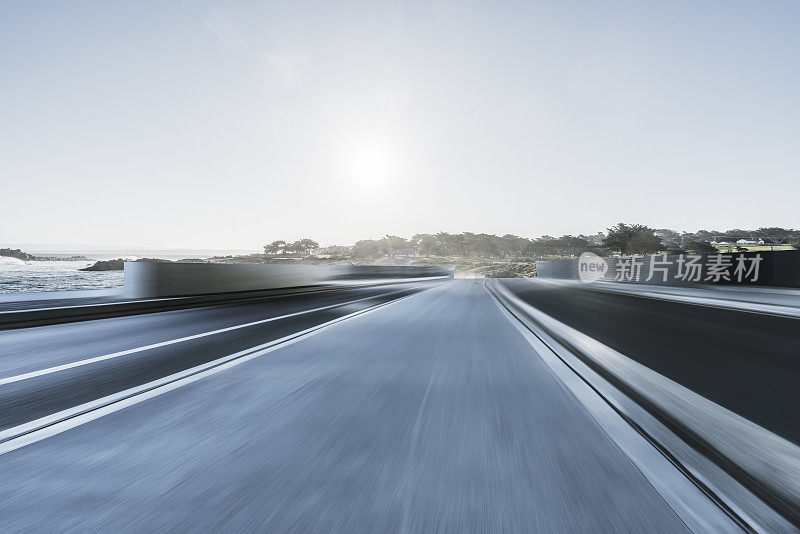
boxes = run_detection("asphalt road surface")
[0,280,725,532]
[0,283,425,430]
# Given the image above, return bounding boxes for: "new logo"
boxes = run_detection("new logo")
[578,252,608,283]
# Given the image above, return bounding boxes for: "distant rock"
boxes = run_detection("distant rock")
[0,248,37,261]
[80,257,174,271]
[0,248,91,261]
[80,259,125,271]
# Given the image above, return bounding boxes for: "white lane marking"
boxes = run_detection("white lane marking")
[0,289,428,456]
[0,287,416,386]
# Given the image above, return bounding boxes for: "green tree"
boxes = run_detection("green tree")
[602,223,663,255]
[288,238,319,256]
[263,240,287,255]
[352,240,381,259]
[654,228,682,249]
[383,235,410,256]
[411,234,440,256]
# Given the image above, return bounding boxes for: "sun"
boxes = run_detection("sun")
[347,139,396,188]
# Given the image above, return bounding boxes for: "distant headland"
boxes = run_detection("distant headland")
[0,248,90,262]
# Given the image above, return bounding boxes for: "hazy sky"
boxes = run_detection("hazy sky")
[2,1,799,249]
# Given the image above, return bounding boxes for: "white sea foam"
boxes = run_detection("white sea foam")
[0,256,26,266]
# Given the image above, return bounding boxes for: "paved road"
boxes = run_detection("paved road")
[0,283,425,430]
[501,278,800,445]
[0,280,721,532]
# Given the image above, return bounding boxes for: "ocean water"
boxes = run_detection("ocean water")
[0,258,124,294]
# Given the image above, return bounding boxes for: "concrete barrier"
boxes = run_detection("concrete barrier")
[0,264,452,329]
[536,251,800,288]
[123,263,453,298]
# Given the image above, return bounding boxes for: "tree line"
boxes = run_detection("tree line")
[263,239,319,256]
[654,227,800,248]
[266,225,800,261]
[348,233,609,260]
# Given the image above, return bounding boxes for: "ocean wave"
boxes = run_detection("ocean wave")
[0,256,27,266]
[0,260,124,293]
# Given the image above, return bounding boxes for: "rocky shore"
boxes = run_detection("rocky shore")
[80,258,174,271]
[0,248,90,262]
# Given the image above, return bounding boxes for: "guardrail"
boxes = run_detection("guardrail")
[489,280,800,531]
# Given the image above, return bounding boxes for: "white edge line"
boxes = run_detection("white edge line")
[0,286,419,386]
[0,287,428,456]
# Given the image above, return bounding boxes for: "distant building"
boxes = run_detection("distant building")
[736,239,758,245]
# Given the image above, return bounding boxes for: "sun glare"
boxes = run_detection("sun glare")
[348,139,395,188]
